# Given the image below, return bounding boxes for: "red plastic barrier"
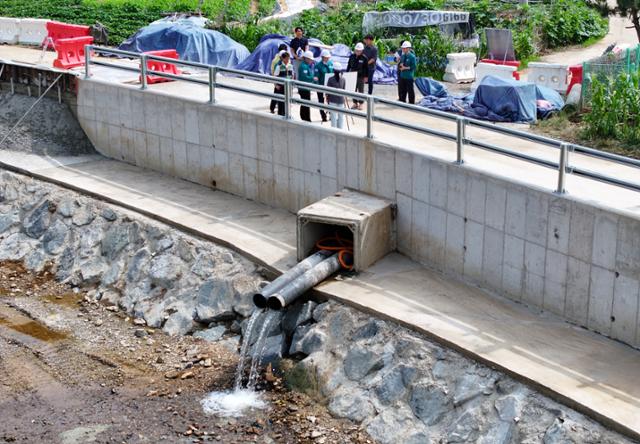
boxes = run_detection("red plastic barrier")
[142,49,182,85]
[53,36,93,69]
[566,64,583,95]
[480,58,521,80]
[44,21,90,49]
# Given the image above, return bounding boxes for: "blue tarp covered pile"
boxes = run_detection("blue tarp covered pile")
[418,76,564,123]
[234,34,398,84]
[118,16,250,67]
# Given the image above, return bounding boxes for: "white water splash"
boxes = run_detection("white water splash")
[201,389,267,417]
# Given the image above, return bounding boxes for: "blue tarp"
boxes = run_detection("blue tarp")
[118,16,250,67]
[234,34,398,84]
[418,75,564,123]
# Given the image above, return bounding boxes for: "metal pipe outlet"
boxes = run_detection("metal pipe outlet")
[252,250,333,308]
[267,254,341,310]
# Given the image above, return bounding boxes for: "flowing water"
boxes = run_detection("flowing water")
[201,308,272,418]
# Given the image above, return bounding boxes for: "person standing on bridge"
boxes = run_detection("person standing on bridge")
[326,62,346,129]
[314,49,333,122]
[298,50,315,122]
[348,42,368,110]
[398,41,416,104]
[290,27,309,79]
[363,34,378,96]
[273,51,293,117]
[270,43,289,114]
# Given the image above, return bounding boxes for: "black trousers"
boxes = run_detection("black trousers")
[399,77,415,104]
[317,92,327,121]
[353,77,365,105]
[299,89,311,122]
[367,65,375,95]
[270,85,279,113]
[276,88,285,116]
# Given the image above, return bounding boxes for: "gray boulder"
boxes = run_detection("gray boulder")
[193,325,227,342]
[56,246,76,280]
[101,224,131,259]
[127,248,150,283]
[72,205,96,226]
[25,249,48,272]
[453,373,494,406]
[448,408,482,443]
[282,301,317,334]
[194,279,235,323]
[100,207,117,221]
[410,383,449,426]
[495,393,525,422]
[365,406,431,444]
[148,254,184,289]
[57,198,77,217]
[80,224,104,250]
[23,200,51,238]
[344,345,385,380]
[79,258,107,284]
[374,366,410,405]
[191,252,217,278]
[163,308,195,336]
[42,219,69,255]
[252,333,286,366]
[328,387,374,422]
[0,210,20,233]
[289,324,327,356]
[0,233,36,261]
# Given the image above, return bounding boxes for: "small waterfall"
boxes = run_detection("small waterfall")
[247,310,279,388]
[233,308,263,390]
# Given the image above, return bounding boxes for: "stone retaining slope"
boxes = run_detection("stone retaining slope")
[77,78,640,350]
[0,169,636,444]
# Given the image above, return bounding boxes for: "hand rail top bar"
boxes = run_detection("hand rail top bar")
[83,45,640,196]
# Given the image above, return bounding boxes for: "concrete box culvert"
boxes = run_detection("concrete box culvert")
[296,189,394,272]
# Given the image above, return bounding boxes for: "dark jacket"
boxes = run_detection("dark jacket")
[348,53,369,78]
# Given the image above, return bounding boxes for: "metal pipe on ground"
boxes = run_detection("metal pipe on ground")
[252,250,333,308]
[267,254,341,310]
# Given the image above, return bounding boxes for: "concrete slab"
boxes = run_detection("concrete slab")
[0,150,639,440]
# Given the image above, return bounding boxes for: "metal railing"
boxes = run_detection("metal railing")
[84,45,640,195]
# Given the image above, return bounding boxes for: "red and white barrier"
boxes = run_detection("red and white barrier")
[0,17,20,44]
[53,36,93,69]
[527,62,569,93]
[18,18,49,46]
[443,52,476,83]
[45,21,91,49]
[142,49,182,85]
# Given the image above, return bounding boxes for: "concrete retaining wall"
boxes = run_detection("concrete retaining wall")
[77,79,640,349]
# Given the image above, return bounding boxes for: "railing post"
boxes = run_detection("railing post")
[366,95,374,139]
[456,117,466,164]
[84,45,92,80]
[140,54,148,91]
[209,66,217,104]
[284,79,292,120]
[556,142,570,194]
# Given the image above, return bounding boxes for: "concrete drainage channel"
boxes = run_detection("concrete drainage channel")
[0,169,637,444]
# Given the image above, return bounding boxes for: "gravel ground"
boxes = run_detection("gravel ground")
[0,261,373,444]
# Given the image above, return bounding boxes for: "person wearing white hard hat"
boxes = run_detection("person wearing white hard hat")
[270,43,289,114]
[314,49,334,122]
[326,62,346,129]
[347,42,369,110]
[297,50,316,122]
[398,40,417,104]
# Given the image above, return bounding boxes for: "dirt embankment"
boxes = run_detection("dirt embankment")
[0,93,95,156]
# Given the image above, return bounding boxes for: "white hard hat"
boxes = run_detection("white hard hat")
[355,42,364,51]
[321,49,331,58]
[401,41,412,49]
[303,50,314,59]
[279,50,287,57]
[333,62,343,71]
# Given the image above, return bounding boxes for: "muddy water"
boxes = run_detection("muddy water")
[0,303,68,341]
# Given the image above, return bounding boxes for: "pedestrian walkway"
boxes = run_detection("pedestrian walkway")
[1,149,639,440]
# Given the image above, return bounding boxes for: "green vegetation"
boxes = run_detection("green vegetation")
[584,71,640,146]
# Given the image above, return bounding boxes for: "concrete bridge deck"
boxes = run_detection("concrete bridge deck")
[1,45,640,219]
[1,150,639,440]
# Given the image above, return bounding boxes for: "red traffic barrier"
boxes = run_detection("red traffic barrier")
[142,49,182,85]
[480,58,521,80]
[566,64,583,95]
[44,21,90,50]
[53,36,93,69]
